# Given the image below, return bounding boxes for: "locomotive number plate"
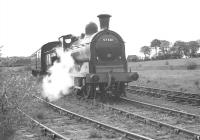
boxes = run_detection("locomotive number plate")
[103,38,114,42]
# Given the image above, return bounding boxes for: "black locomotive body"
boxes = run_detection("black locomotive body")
[32,14,139,98]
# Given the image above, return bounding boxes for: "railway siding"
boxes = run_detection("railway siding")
[88,97,200,139]
[117,98,200,138]
[18,96,125,140]
[127,85,200,106]
[47,94,199,140]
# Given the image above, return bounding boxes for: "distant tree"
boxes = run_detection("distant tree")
[140,46,151,58]
[195,39,200,57]
[127,55,139,62]
[171,41,186,58]
[150,39,161,56]
[187,41,200,57]
[159,40,170,55]
[173,41,200,58]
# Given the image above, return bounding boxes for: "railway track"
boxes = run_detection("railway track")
[52,94,200,140]
[120,97,200,119]
[17,96,128,140]
[78,97,200,139]
[117,97,200,139]
[16,89,200,140]
[127,85,200,106]
[33,95,155,140]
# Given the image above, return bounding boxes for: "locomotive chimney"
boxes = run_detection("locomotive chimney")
[97,14,111,30]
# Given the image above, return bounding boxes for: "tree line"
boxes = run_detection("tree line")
[136,39,200,61]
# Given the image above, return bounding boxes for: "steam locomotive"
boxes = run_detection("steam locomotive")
[31,14,139,98]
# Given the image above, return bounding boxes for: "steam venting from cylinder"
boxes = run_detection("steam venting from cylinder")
[42,48,74,101]
[97,14,111,30]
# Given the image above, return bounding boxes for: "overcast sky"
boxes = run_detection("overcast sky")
[0,0,200,57]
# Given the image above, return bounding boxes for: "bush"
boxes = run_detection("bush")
[186,61,197,70]
[165,61,169,65]
[0,89,19,140]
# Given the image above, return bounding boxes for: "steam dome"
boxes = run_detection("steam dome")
[85,22,98,35]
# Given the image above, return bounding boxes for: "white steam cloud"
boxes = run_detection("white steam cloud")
[42,48,74,101]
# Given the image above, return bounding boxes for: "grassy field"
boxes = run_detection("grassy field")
[128,57,200,70]
[128,58,200,94]
[0,57,32,67]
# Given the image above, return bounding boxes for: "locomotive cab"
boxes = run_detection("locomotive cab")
[59,34,79,50]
